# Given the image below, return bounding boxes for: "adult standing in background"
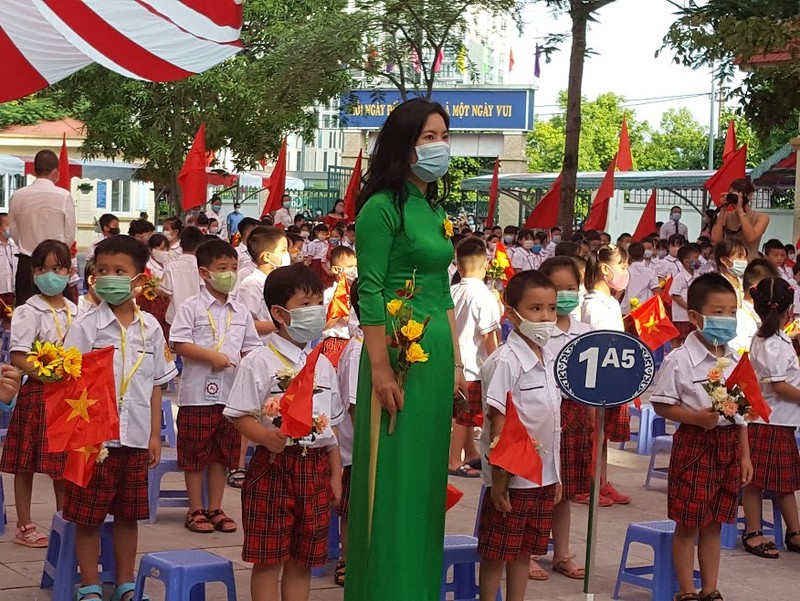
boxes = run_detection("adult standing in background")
[272,193,295,229]
[209,195,227,239]
[226,202,245,241]
[8,150,76,306]
[659,205,689,240]
[711,178,770,259]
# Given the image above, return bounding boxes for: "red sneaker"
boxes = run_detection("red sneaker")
[600,482,631,504]
[573,493,614,507]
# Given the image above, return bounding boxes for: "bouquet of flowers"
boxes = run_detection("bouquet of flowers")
[703,357,755,423]
[486,254,510,282]
[142,273,161,301]
[27,341,82,382]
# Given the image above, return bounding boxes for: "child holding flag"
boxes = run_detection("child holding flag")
[0,239,77,548]
[320,245,357,365]
[478,270,561,601]
[170,239,262,534]
[224,264,343,601]
[62,236,177,601]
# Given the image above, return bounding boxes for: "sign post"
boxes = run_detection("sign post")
[554,330,655,600]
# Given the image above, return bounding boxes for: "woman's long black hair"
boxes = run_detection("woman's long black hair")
[356,98,451,216]
[752,277,794,338]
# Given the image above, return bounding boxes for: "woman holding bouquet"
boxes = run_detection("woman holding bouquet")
[345,98,469,601]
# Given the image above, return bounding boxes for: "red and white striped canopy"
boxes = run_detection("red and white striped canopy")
[0,0,243,102]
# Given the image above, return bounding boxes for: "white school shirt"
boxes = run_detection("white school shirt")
[670,268,696,323]
[581,291,624,332]
[273,207,295,229]
[65,302,178,448]
[656,255,681,279]
[146,257,166,280]
[546,316,592,357]
[622,262,659,314]
[660,220,688,240]
[649,331,743,427]
[307,239,329,261]
[447,261,457,284]
[0,239,18,295]
[10,295,78,351]
[237,243,255,274]
[322,283,351,340]
[232,268,271,338]
[479,331,561,488]
[223,333,344,449]
[77,295,97,315]
[169,288,262,407]
[730,300,760,354]
[541,240,557,261]
[750,331,800,427]
[160,254,200,324]
[450,278,501,382]
[511,248,541,272]
[336,329,362,467]
[168,240,182,262]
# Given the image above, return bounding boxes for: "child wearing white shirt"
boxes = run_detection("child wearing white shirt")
[159,226,204,325]
[0,212,18,320]
[729,259,779,354]
[320,246,357,367]
[622,242,660,314]
[671,245,701,344]
[307,224,334,288]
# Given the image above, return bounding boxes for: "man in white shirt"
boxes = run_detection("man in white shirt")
[8,150,76,306]
[0,212,19,311]
[659,206,689,240]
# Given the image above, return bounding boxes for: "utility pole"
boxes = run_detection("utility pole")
[707,64,716,170]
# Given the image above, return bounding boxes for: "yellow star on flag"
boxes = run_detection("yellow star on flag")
[65,388,99,423]
[75,445,99,462]
[643,314,660,333]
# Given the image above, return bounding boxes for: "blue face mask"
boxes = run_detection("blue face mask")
[34,272,68,296]
[532,244,543,254]
[671,212,681,222]
[330,239,341,247]
[212,205,221,214]
[284,305,326,344]
[699,315,737,346]
[410,142,450,183]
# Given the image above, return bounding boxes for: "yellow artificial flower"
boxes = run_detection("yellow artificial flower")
[406,342,429,364]
[443,218,454,239]
[60,347,83,380]
[3,305,12,318]
[27,341,62,378]
[386,299,404,316]
[401,319,424,341]
[494,255,509,269]
[629,297,640,310]
[143,287,157,301]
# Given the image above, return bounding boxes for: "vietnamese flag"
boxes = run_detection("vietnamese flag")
[178,123,207,210]
[723,119,737,162]
[493,241,516,284]
[489,392,543,485]
[659,276,673,307]
[486,157,500,228]
[64,445,101,488]
[617,117,633,172]
[262,137,288,217]
[326,275,350,323]
[46,346,119,453]
[583,155,616,231]
[280,346,322,438]
[56,134,71,191]
[628,295,680,351]
[704,145,747,207]
[446,484,464,512]
[726,352,772,423]
[632,189,657,241]
[524,173,561,230]
[342,149,363,222]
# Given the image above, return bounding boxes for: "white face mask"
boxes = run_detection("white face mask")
[152,249,170,265]
[515,311,556,347]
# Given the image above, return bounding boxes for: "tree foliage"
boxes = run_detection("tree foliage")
[0,96,70,129]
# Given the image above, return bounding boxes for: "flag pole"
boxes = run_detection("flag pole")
[584,404,605,600]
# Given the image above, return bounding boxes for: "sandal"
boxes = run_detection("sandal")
[112,582,149,601]
[552,555,584,580]
[701,590,723,601]
[742,530,779,559]
[674,595,701,601]
[227,468,246,489]
[13,523,48,548]
[528,557,549,581]
[448,464,480,478]
[334,559,346,587]
[785,530,800,553]
[77,584,103,600]
[206,509,237,533]
[184,509,214,533]
[465,458,482,470]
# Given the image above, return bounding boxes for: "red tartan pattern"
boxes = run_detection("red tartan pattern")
[177,405,242,471]
[310,259,334,289]
[673,321,695,340]
[454,381,483,427]
[604,404,630,443]
[748,423,800,493]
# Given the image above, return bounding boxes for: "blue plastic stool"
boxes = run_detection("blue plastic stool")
[441,535,501,601]
[147,448,208,524]
[40,512,116,601]
[311,508,341,578]
[161,397,177,447]
[621,403,665,455]
[721,491,784,550]
[132,550,236,601]
[0,475,6,535]
[645,435,672,489]
[614,520,701,601]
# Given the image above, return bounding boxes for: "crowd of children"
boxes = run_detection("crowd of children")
[0,198,798,601]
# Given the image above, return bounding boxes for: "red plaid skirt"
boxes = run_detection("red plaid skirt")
[748,423,800,493]
[668,425,741,528]
[320,337,349,369]
[454,381,483,428]
[477,485,556,561]
[604,404,630,443]
[242,445,333,567]
[177,405,242,472]
[310,259,333,289]
[560,399,593,499]
[673,321,695,340]
[338,465,352,519]
[0,380,66,479]
[63,447,149,526]
[138,294,171,342]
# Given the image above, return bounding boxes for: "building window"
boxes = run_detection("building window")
[111,180,130,213]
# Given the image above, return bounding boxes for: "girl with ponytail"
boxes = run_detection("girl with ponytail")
[745,277,800,557]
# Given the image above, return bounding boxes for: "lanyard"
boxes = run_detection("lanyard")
[49,304,73,343]
[119,304,147,402]
[208,307,233,352]
[268,343,293,369]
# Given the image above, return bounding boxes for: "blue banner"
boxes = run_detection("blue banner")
[96,181,107,209]
[340,88,534,131]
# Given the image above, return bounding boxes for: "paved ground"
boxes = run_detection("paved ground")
[1,412,798,601]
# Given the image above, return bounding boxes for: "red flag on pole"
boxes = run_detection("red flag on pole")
[632,189,657,240]
[326,275,350,323]
[342,150,362,221]
[486,157,500,228]
[56,133,71,191]
[704,145,747,207]
[445,484,464,512]
[617,117,633,172]
[524,173,561,229]
[262,137,288,217]
[178,123,207,210]
[723,119,737,162]
[726,352,772,423]
[627,295,680,350]
[489,392,543,485]
[583,155,617,231]
[279,346,322,438]
[493,242,516,284]
[433,48,444,73]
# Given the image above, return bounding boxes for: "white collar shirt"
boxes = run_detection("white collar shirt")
[237,243,255,273]
[450,278,501,381]
[232,269,271,339]
[656,255,682,279]
[147,257,166,280]
[169,288,262,407]
[511,248,542,272]
[10,294,78,352]
[670,267,696,322]
[336,329,363,466]
[159,254,200,324]
[0,239,18,294]
[659,220,688,240]
[77,295,97,315]
[750,331,800,427]
[307,239,329,261]
[8,178,76,255]
[546,316,592,357]
[273,207,295,229]
[622,262,659,314]
[581,291,624,332]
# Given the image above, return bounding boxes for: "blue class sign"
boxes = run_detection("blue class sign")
[339,88,535,131]
[555,331,655,408]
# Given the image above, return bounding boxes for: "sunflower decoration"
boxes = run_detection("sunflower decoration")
[142,274,161,301]
[27,340,83,382]
[442,217,454,240]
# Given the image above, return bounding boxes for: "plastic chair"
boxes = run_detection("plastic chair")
[147,448,208,524]
[161,397,177,447]
[721,491,784,550]
[40,512,116,601]
[311,508,341,578]
[645,435,673,489]
[441,535,501,601]
[132,550,236,601]
[621,403,665,455]
[613,520,701,601]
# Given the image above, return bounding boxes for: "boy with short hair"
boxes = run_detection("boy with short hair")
[650,273,752,601]
[89,213,120,257]
[224,264,343,601]
[64,235,178,601]
[671,244,701,344]
[763,238,792,281]
[170,239,262,534]
[622,242,660,314]
[320,246,358,364]
[160,226,204,325]
[235,217,262,279]
[448,237,500,477]
[343,224,356,251]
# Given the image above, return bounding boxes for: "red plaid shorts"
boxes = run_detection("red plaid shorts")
[454,381,483,428]
[604,403,630,443]
[477,485,556,561]
[748,423,800,493]
[338,465,352,519]
[63,447,149,526]
[0,380,66,479]
[560,399,593,499]
[668,425,741,528]
[242,445,333,567]
[177,405,241,472]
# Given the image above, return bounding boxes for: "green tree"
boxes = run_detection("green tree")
[0,96,69,129]
[46,0,363,214]
[446,156,495,206]
[638,108,707,171]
